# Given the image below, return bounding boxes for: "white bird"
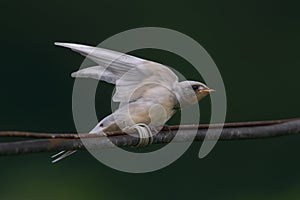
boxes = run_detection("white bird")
[51,42,214,163]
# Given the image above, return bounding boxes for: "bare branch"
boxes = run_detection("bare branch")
[0,118,298,139]
[0,118,300,156]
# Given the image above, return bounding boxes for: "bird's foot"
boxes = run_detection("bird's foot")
[124,123,154,147]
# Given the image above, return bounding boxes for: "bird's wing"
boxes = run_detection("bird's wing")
[56,42,179,102]
[55,42,146,84]
[113,62,178,102]
[70,65,118,84]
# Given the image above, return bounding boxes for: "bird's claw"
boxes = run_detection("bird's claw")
[125,123,154,147]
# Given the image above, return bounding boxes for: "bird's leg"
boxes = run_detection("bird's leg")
[123,123,154,147]
[122,125,137,134]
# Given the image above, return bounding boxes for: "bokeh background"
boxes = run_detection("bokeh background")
[1,0,300,199]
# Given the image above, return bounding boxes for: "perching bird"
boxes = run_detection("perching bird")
[51,42,214,163]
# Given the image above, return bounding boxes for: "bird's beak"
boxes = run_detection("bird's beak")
[201,89,215,94]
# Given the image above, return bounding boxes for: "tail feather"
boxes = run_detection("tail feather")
[51,150,77,163]
[50,117,110,163]
[51,150,66,158]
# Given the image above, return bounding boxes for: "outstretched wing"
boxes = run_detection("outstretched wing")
[55,42,179,102]
[55,42,146,83]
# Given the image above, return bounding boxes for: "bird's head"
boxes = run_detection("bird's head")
[175,81,214,106]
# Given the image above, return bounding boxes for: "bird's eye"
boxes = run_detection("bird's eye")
[192,85,199,90]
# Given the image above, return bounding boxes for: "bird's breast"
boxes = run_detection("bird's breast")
[114,87,177,129]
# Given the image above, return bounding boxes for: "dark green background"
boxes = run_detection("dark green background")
[1,0,300,199]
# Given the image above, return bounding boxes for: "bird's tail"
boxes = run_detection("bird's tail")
[50,118,109,163]
[51,150,77,163]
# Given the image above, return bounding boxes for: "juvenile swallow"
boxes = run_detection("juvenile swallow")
[51,42,214,163]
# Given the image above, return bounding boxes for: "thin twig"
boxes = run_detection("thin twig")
[0,118,300,155]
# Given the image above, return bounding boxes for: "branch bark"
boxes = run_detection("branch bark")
[0,118,300,156]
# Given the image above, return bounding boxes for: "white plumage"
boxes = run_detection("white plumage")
[52,42,213,163]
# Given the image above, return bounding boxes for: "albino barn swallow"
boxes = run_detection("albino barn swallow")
[51,42,214,163]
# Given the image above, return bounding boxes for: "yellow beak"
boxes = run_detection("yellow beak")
[201,89,215,94]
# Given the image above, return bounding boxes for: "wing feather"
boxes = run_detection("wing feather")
[71,66,117,84]
[55,42,179,102]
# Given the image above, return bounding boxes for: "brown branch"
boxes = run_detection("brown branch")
[0,118,300,156]
[0,118,298,139]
